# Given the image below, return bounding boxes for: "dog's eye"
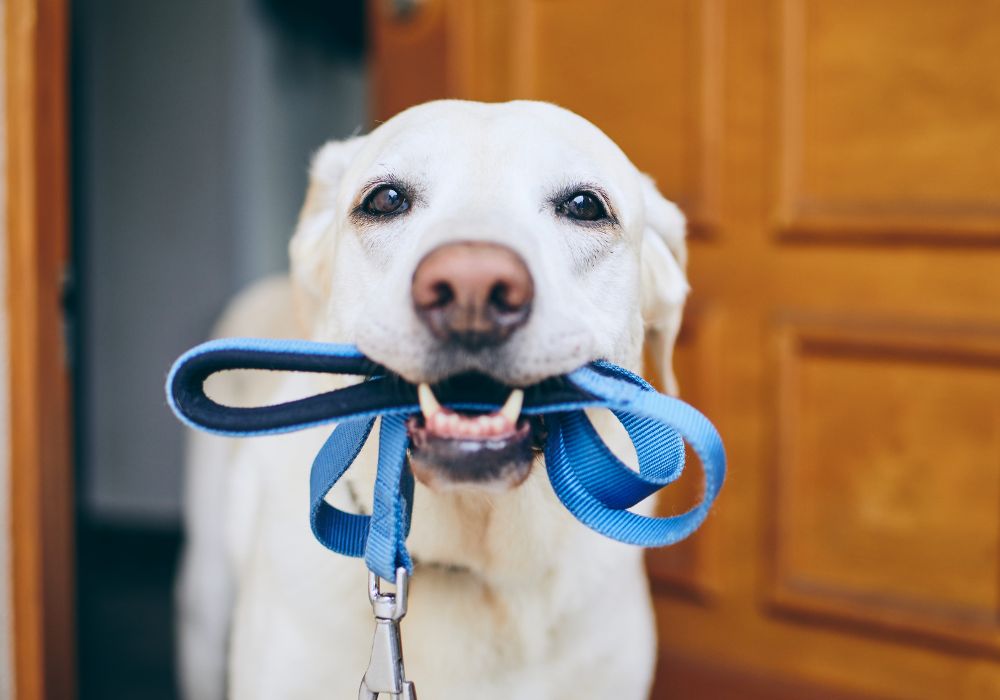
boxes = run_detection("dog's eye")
[558,192,608,222]
[362,185,410,216]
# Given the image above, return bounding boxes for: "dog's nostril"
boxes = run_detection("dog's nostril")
[489,282,513,312]
[430,281,454,309]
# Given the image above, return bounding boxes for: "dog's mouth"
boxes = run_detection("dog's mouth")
[405,373,546,492]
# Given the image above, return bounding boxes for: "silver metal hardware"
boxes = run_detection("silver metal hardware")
[359,568,418,700]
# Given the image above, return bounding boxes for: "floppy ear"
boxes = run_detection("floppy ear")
[289,136,366,334]
[638,175,690,396]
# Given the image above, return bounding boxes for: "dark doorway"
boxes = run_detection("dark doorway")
[71,2,366,696]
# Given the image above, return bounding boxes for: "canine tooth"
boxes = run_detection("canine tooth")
[418,383,442,419]
[490,415,507,434]
[499,389,524,425]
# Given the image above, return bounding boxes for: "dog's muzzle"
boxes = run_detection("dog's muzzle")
[405,241,542,489]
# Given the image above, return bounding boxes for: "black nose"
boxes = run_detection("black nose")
[411,242,534,350]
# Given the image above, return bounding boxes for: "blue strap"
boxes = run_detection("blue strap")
[546,365,725,546]
[309,418,375,559]
[365,415,415,577]
[167,337,726,580]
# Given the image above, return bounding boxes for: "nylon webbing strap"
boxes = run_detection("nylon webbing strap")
[167,337,726,580]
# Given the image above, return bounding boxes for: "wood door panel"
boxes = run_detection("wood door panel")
[508,0,723,233]
[6,0,75,697]
[772,322,1000,652]
[653,650,881,700]
[778,0,1000,241]
[369,0,453,122]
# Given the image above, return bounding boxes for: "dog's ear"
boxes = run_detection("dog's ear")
[638,174,690,395]
[289,136,366,334]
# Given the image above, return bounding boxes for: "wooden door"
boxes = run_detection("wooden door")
[370,1,1000,697]
[6,0,75,699]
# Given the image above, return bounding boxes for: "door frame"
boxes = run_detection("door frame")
[5,0,75,698]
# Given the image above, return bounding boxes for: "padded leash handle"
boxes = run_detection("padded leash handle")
[167,337,590,436]
[167,338,385,436]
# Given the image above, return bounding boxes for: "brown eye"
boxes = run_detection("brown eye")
[558,192,608,222]
[363,185,409,216]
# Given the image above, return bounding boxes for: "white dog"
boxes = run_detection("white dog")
[177,100,689,700]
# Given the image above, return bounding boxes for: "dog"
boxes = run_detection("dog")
[176,99,689,699]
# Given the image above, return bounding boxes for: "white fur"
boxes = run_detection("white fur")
[177,100,688,699]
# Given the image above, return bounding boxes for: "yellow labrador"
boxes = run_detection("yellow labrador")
[177,100,688,699]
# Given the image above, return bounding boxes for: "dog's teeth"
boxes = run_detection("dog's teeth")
[429,412,447,434]
[499,389,524,425]
[418,382,442,419]
[476,415,497,437]
[456,418,475,438]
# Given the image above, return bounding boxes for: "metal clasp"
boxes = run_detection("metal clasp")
[359,568,417,700]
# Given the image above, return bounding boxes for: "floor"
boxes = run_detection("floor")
[77,523,182,700]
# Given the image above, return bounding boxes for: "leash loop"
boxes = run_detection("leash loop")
[166,337,727,582]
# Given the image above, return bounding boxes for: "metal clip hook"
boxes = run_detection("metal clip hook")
[359,568,417,700]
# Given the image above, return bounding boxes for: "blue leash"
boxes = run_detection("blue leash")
[167,337,726,581]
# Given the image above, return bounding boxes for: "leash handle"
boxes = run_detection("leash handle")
[167,337,591,437]
[166,338,727,580]
[167,338,381,436]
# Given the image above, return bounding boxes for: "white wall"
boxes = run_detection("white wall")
[74,0,366,524]
[0,0,13,692]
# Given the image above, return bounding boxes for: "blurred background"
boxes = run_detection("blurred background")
[5,0,1000,698]
[71,1,366,697]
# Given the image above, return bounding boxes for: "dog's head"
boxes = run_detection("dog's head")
[290,100,688,491]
